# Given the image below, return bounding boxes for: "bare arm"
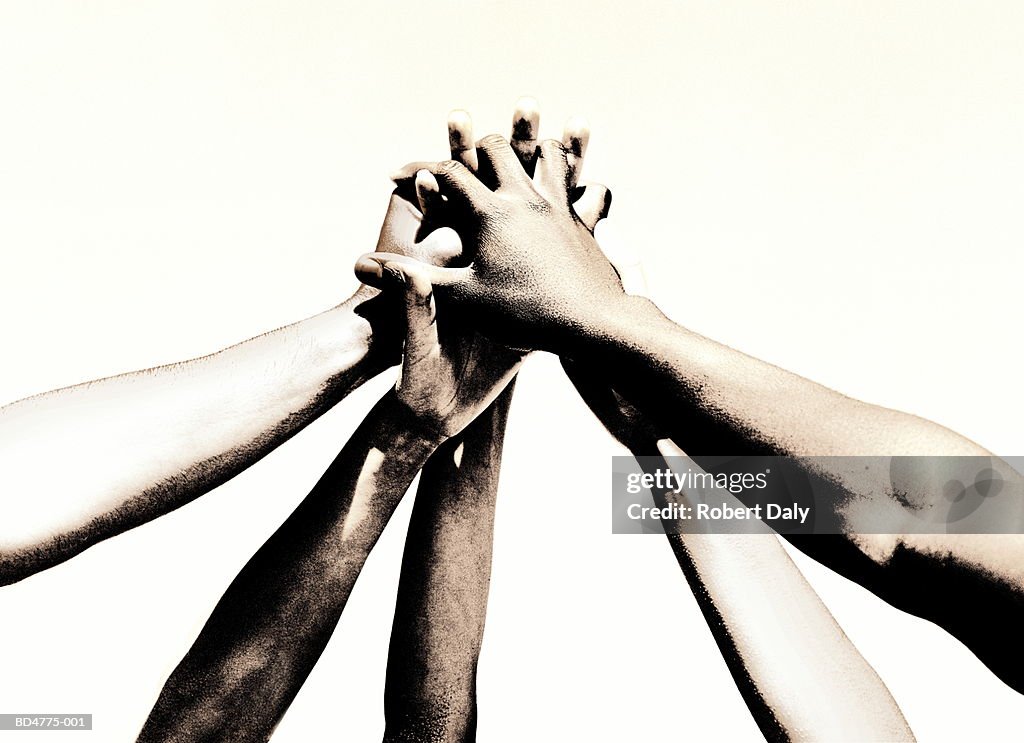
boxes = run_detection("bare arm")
[382,105,609,742]
[136,390,441,742]
[656,443,913,742]
[383,384,514,743]
[587,297,1024,691]
[0,193,455,586]
[564,261,913,741]
[138,189,522,740]
[357,137,1024,691]
[0,293,379,585]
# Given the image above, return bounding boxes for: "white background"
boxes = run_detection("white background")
[1,1,1022,740]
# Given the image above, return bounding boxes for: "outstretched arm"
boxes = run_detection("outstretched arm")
[383,385,513,743]
[660,475,914,742]
[137,390,442,743]
[354,136,1024,692]
[0,194,456,586]
[138,177,522,741]
[383,102,608,742]
[565,255,913,741]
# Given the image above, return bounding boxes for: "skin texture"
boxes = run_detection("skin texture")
[137,215,519,741]
[0,190,458,587]
[566,253,912,740]
[384,101,610,743]
[356,139,1024,694]
[137,391,440,743]
[357,138,619,354]
[383,384,514,743]
[140,103,612,743]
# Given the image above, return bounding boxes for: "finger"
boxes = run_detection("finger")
[428,159,493,211]
[448,110,479,171]
[375,192,422,253]
[476,133,532,191]
[391,161,439,204]
[354,252,471,290]
[391,160,439,185]
[419,225,464,266]
[572,183,612,231]
[401,267,439,365]
[562,116,590,187]
[532,139,570,207]
[510,96,540,175]
[415,169,444,216]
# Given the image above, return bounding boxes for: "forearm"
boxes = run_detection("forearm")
[138,390,438,743]
[584,298,1024,689]
[620,444,913,741]
[586,296,988,459]
[666,530,913,742]
[383,381,516,743]
[585,297,1024,551]
[0,290,391,585]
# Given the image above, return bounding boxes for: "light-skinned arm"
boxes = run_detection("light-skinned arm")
[0,194,457,586]
[564,253,912,741]
[137,164,524,741]
[355,136,1024,692]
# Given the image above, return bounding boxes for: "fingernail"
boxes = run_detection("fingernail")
[448,109,472,127]
[415,169,439,194]
[354,255,384,280]
[514,96,539,115]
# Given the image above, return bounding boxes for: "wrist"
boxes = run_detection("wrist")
[569,293,666,355]
[373,390,449,458]
[320,288,399,388]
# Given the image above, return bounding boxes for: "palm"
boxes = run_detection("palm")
[398,311,522,439]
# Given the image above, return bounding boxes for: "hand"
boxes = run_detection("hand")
[369,99,617,437]
[391,252,522,441]
[355,102,624,353]
[351,190,462,303]
[347,160,464,365]
[386,172,522,440]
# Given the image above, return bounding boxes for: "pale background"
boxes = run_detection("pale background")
[1,1,1022,741]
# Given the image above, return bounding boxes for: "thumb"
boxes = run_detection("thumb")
[354,252,471,290]
[415,169,444,216]
[572,183,612,231]
[401,265,439,365]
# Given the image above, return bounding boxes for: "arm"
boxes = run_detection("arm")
[0,193,456,586]
[663,496,914,742]
[585,295,1024,692]
[355,136,1024,692]
[383,107,525,743]
[565,257,912,741]
[383,104,612,742]
[383,385,513,743]
[139,182,522,741]
[669,530,912,742]
[136,390,441,743]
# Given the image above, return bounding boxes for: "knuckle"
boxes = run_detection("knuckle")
[541,138,567,154]
[524,196,553,215]
[438,159,462,173]
[480,133,507,148]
